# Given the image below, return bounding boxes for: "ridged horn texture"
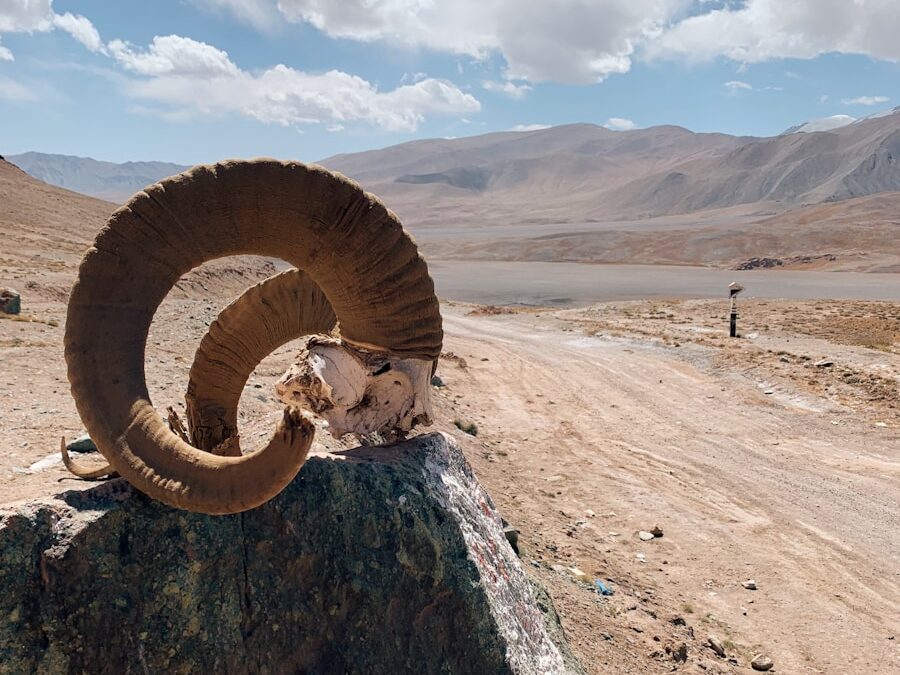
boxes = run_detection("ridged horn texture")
[65,159,442,514]
[60,438,117,480]
[185,268,336,454]
[60,269,332,479]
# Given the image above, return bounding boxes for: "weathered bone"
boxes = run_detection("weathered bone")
[275,336,433,440]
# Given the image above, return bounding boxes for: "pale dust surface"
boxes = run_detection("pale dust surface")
[432,301,899,675]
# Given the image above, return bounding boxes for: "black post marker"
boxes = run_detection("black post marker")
[729,282,743,338]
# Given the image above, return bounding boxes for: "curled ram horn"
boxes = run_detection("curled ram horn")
[64,160,442,515]
[61,269,336,479]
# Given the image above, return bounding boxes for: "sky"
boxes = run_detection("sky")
[1,0,898,164]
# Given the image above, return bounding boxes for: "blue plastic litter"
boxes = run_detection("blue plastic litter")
[594,579,614,596]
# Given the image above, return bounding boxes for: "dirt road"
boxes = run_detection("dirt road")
[435,305,899,674]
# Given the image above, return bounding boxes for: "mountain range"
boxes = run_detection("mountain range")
[5,110,900,271]
[6,152,188,203]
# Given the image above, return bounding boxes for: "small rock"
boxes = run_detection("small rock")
[814,359,834,368]
[741,579,758,590]
[66,434,98,454]
[650,525,664,538]
[430,374,445,387]
[750,654,774,671]
[638,531,655,541]
[672,642,688,663]
[670,616,687,626]
[601,632,613,641]
[707,636,726,658]
[0,287,21,315]
[567,567,590,583]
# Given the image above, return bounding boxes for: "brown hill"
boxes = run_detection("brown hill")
[321,113,900,228]
[0,159,276,304]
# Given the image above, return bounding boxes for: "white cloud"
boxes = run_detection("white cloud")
[0,0,53,32]
[113,35,480,132]
[725,80,752,92]
[842,95,889,106]
[0,1,103,59]
[483,80,531,99]
[653,0,900,64]
[819,94,829,104]
[604,117,636,131]
[189,0,279,32]
[52,12,105,53]
[0,74,38,101]
[276,0,685,85]
[109,35,240,78]
[510,123,551,132]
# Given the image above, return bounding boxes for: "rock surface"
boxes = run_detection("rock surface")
[0,287,20,315]
[0,432,581,674]
[751,654,775,671]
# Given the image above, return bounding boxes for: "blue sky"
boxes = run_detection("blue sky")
[1,1,898,164]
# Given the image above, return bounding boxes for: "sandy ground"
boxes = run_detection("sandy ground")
[2,288,898,674]
[433,300,898,674]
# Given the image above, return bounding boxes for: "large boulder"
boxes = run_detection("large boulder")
[0,433,581,674]
[0,287,20,315]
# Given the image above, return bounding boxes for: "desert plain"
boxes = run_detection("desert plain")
[1,154,898,674]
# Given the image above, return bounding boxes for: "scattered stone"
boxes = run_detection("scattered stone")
[751,654,774,671]
[601,632,613,641]
[430,374,445,387]
[734,257,783,270]
[638,531,655,541]
[670,616,687,626]
[66,434,98,454]
[707,636,726,658]
[0,287,20,315]
[567,567,591,583]
[672,643,688,663]
[650,525,664,538]
[814,359,834,368]
[741,579,758,590]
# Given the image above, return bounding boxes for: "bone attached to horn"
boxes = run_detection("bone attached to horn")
[275,336,433,440]
[186,268,336,454]
[64,159,441,514]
